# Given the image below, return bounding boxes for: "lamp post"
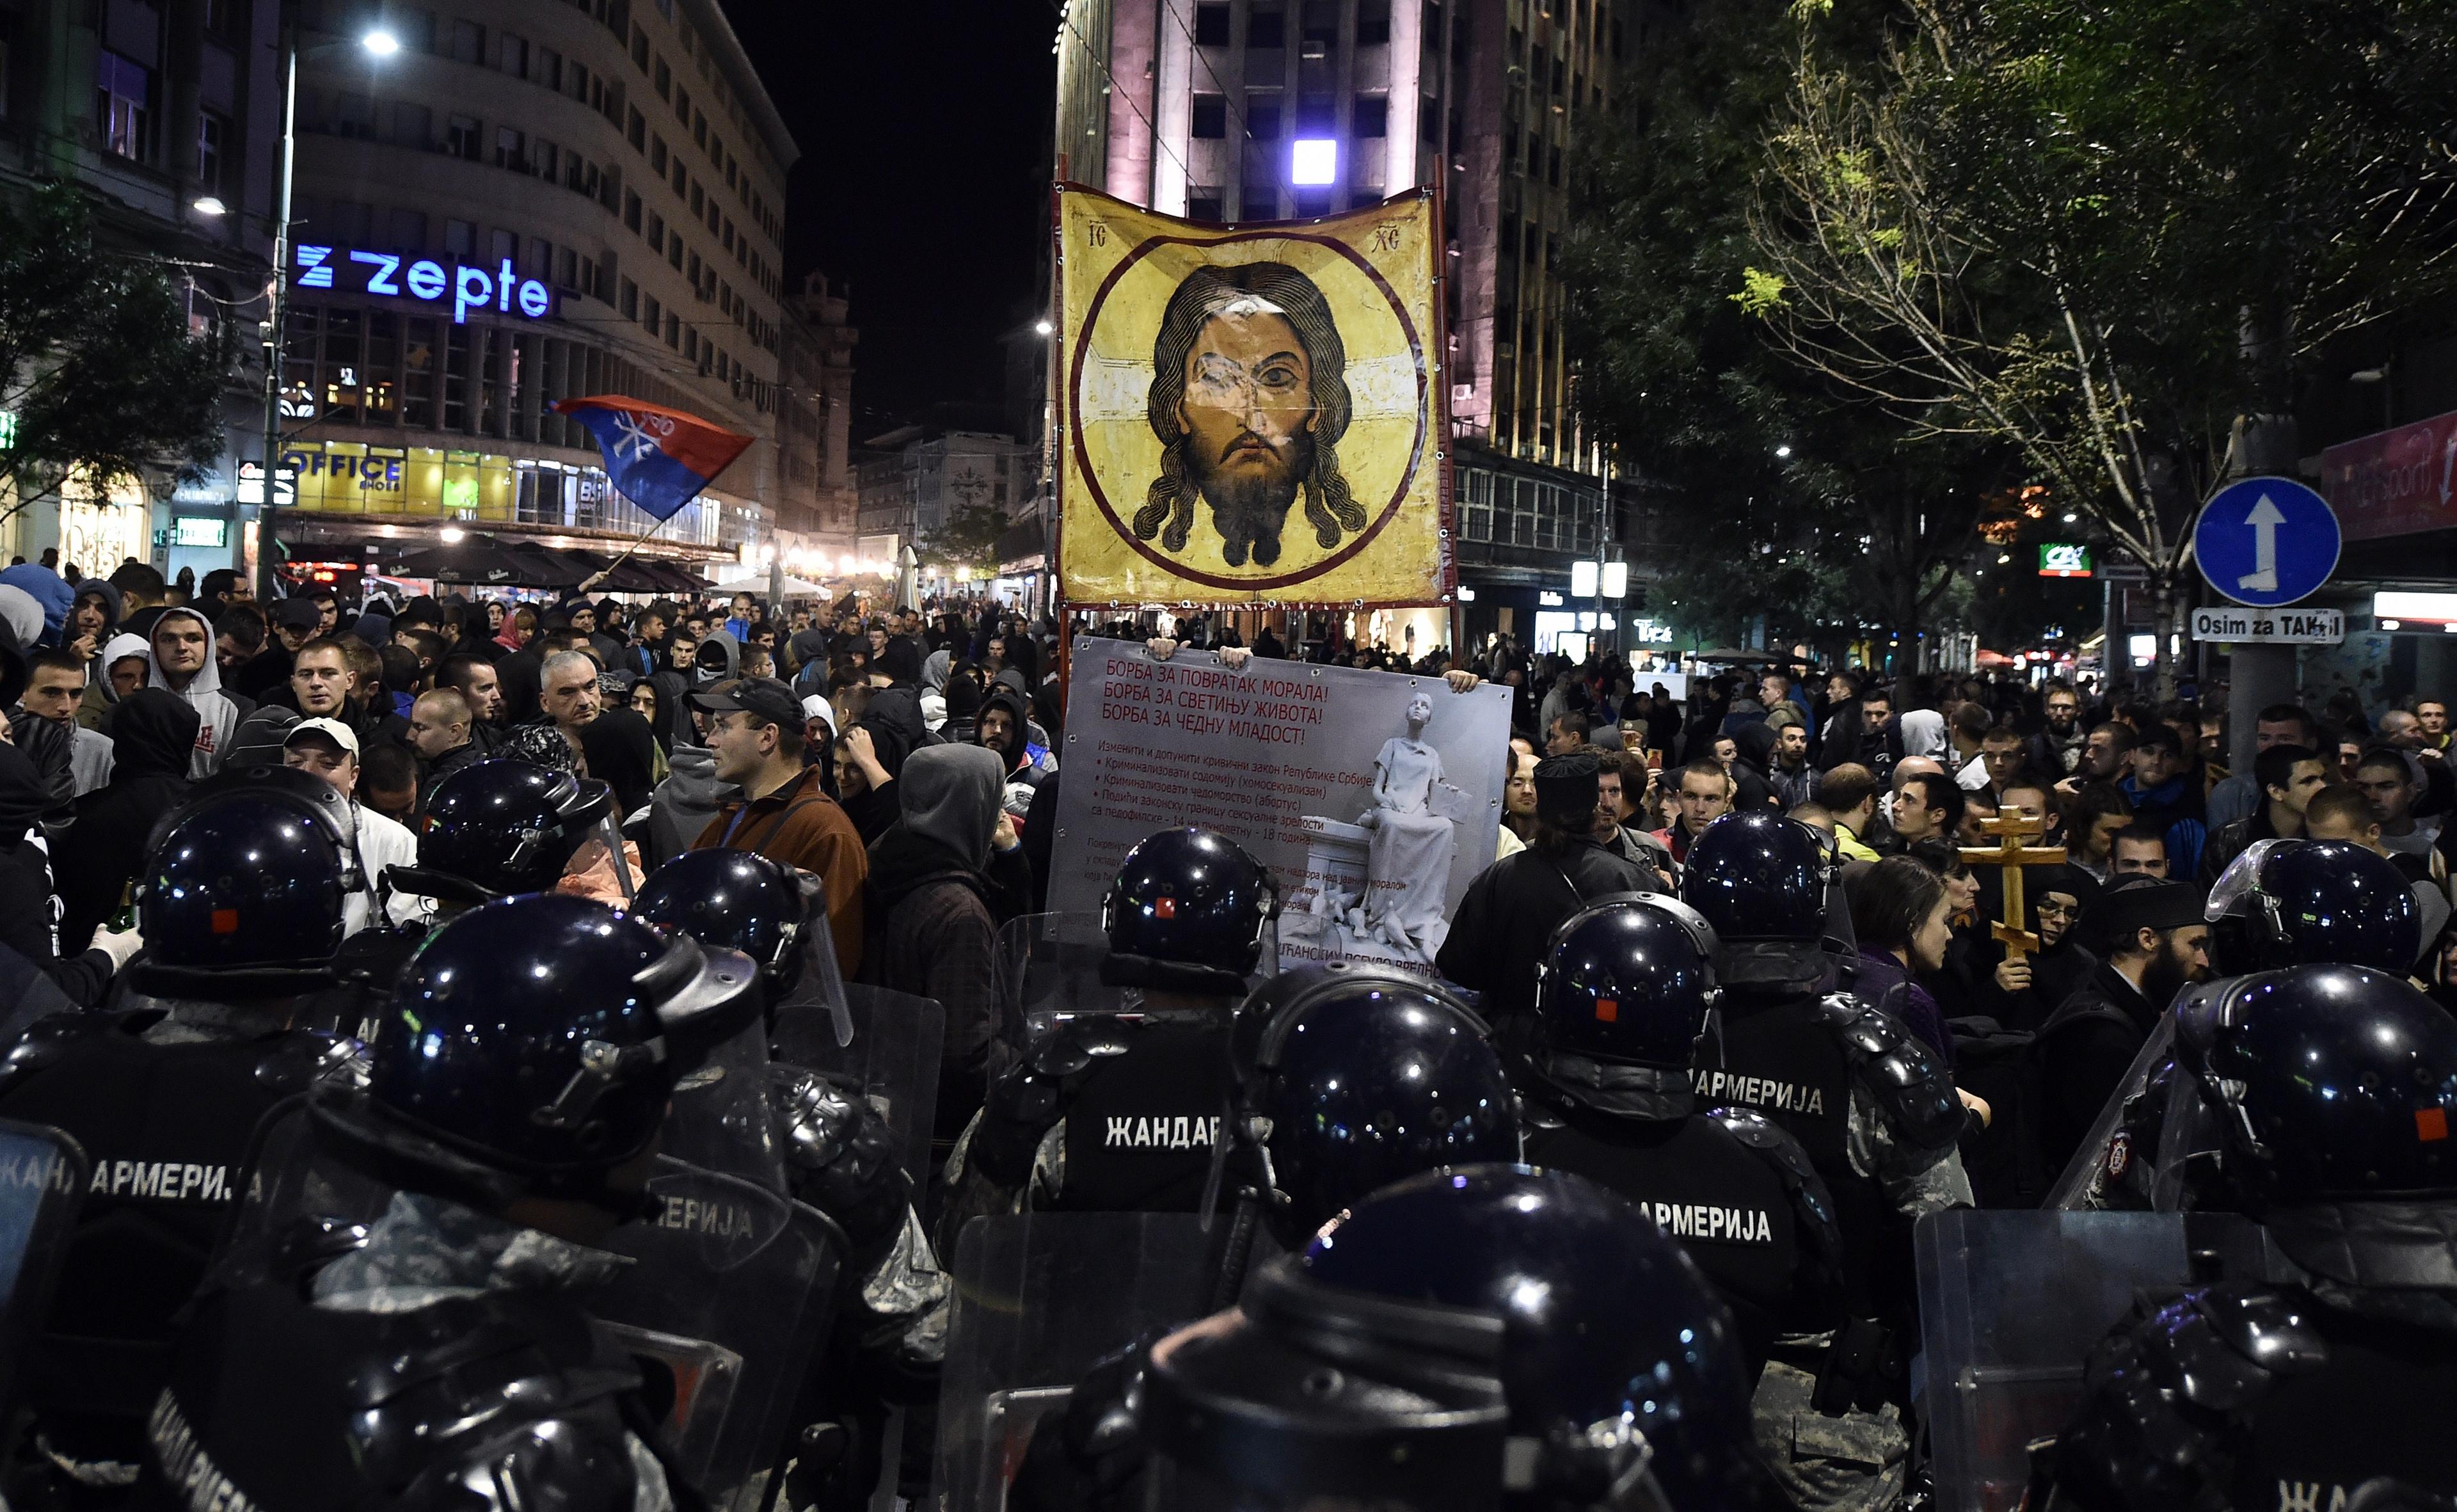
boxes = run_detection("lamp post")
[255,17,400,603]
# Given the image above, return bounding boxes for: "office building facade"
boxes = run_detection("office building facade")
[267,0,795,580]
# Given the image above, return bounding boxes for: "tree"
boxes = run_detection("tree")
[0,181,236,534]
[915,503,1010,579]
[1738,0,2457,695]
[1568,0,2011,667]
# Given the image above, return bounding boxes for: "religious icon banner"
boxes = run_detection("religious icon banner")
[1054,186,1454,608]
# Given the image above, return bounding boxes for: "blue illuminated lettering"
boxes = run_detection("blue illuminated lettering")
[452,266,493,324]
[288,245,554,322]
[349,250,401,296]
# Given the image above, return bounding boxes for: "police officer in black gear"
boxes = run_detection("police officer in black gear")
[1518,893,1847,1379]
[2035,964,2457,1511]
[385,756,614,915]
[1677,809,1968,1504]
[938,828,1277,1245]
[1438,750,1666,1044]
[1212,962,1521,1292]
[2206,838,2423,978]
[1026,1165,1780,1511]
[632,846,818,998]
[0,770,355,1504]
[141,894,761,1512]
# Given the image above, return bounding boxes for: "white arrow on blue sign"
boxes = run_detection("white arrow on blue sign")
[2191,475,2339,609]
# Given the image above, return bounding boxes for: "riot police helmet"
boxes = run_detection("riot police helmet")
[631,847,818,994]
[1534,893,1721,1080]
[2173,963,2457,1210]
[1100,827,1280,995]
[313,894,762,1216]
[131,765,354,998]
[1138,1165,1770,1510]
[1229,962,1520,1249]
[1678,810,1845,993]
[2206,838,2423,978]
[388,757,612,904]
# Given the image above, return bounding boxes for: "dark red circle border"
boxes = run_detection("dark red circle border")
[1067,227,1430,593]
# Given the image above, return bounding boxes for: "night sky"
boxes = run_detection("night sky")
[723,1,1058,438]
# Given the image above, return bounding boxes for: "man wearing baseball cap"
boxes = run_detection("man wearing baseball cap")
[689,676,866,975]
[234,594,323,699]
[282,716,420,936]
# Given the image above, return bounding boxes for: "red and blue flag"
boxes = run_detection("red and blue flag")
[551,395,753,521]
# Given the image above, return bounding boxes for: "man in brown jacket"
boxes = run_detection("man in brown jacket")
[688,677,867,975]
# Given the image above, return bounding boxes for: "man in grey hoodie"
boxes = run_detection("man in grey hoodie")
[145,605,253,776]
[642,637,741,870]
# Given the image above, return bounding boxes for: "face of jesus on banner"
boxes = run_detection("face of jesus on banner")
[1140,263,1361,569]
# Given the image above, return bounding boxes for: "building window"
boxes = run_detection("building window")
[687,248,701,284]
[668,236,683,271]
[443,325,470,430]
[1249,5,1284,49]
[651,135,667,172]
[1358,1,1390,45]
[445,113,481,161]
[536,46,562,90]
[391,102,431,149]
[684,328,697,360]
[1239,190,1277,222]
[1193,3,1230,45]
[655,56,670,99]
[1301,1,1337,51]
[1420,94,1439,141]
[671,158,687,195]
[388,208,427,250]
[674,84,690,125]
[631,26,649,70]
[643,293,660,333]
[196,109,227,192]
[624,189,642,230]
[644,209,664,249]
[445,218,475,256]
[558,246,580,287]
[494,126,526,170]
[620,277,638,319]
[665,314,680,348]
[1248,99,1282,139]
[529,236,552,276]
[1297,93,1335,132]
[334,92,376,139]
[498,32,526,75]
[1189,94,1227,139]
[402,319,437,429]
[449,20,484,65]
[490,228,516,267]
[1188,189,1224,221]
[628,105,646,150]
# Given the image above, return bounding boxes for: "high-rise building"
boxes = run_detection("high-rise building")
[0,0,283,582]
[775,269,859,548]
[1053,0,1648,653]
[265,0,795,582]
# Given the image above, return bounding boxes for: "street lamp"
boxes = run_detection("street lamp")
[1033,319,1054,337]
[257,20,400,601]
[193,195,227,216]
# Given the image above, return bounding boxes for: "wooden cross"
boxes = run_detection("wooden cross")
[1960,809,2068,962]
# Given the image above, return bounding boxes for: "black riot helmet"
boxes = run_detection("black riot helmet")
[1229,963,1520,1249]
[1139,1165,1771,1511]
[2174,964,2457,1210]
[1535,893,1721,1072]
[388,758,613,905]
[631,848,818,993]
[312,894,762,1216]
[1678,811,1843,994]
[2206,838,2423,978]
[132,766,354,998]
[1101,827,1280,995]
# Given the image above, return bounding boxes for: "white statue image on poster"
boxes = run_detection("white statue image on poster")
[1291,687,1479,963]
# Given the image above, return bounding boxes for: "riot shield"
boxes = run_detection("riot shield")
[591,1156,845,1510]
[0,1118,88,1418]
[0,939,75,1047]
[1914,1209,2191,1512]
[664,1015,790,1197]
[773,983,946,1192]
[996,912,1118,1053]
[2044,1012,2180,1211]
[934,1212,1229,1512]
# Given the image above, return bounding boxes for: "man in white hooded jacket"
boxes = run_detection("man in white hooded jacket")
[145,606,253,776]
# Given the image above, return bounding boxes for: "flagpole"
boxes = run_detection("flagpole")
[576,513,672,594]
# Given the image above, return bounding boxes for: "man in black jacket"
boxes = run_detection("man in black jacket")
[2034,877,2209,1177]
[1435,750,1666,1045]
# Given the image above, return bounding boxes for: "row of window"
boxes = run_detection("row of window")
[280,305,774,454]
[1189,1,1398,49]
[1186,186,1388,223]
[1456,466,1602,555]
[1189,93,1390,141]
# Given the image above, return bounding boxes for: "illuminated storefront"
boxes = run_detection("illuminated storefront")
[272,438,722,553]
[56,468,150,578]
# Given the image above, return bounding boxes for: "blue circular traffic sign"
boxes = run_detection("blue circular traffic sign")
[2193,476,2339,608]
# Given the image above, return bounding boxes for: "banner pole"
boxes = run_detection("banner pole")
[577,513,672,594]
